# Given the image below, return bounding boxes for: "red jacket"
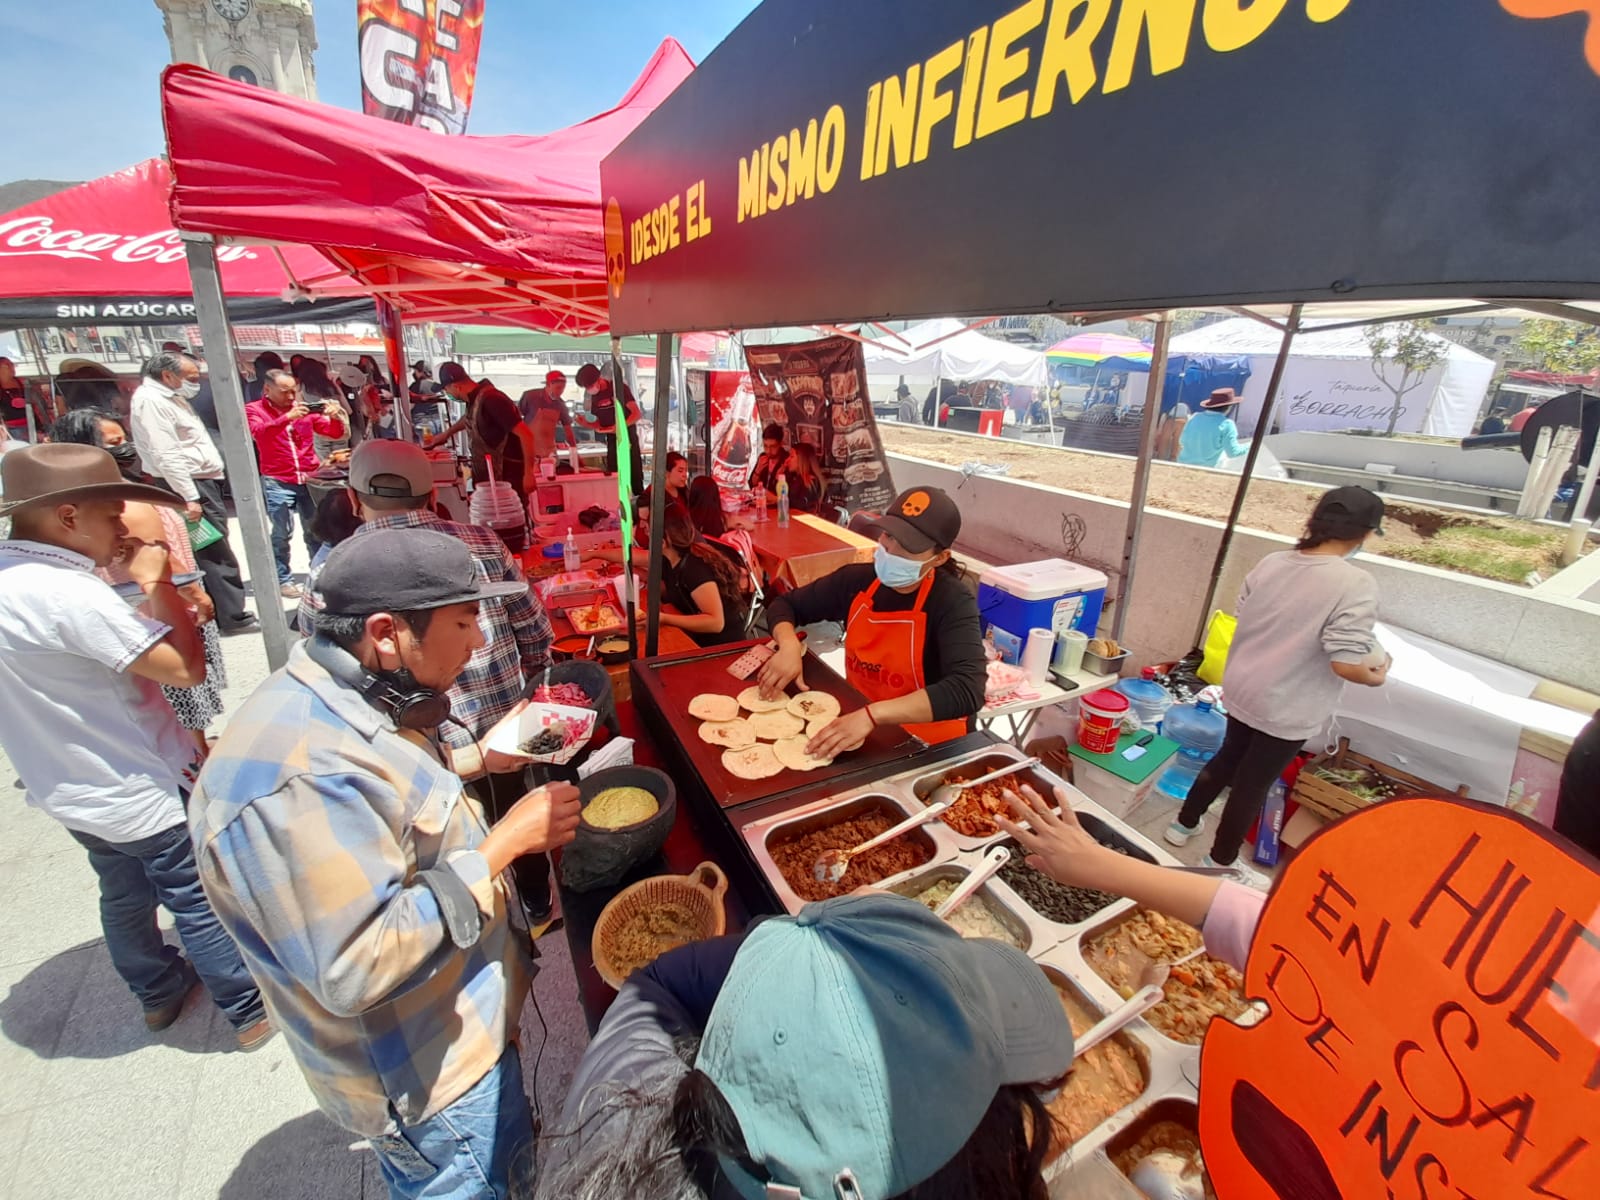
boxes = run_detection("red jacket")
[246,399,346,484]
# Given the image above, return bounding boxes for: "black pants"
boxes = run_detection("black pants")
[603,433,644,496]
[1177,714,1303,867]
[467,772,552,922]
[193,476,252,629]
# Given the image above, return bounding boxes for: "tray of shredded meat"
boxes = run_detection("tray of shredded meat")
[1039,969,1153,1162]
[907,748,1072,847]
[743,791,956,912]
[1106,1100,1218,1200]
[1079,909,1253,1046]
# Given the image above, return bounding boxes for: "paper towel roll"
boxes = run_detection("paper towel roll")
[1022,627,1054,684]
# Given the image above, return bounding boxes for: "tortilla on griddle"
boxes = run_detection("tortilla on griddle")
[786,691,841,722]
[722,743,783,779]
[737,686,791,713]
[698,719,757,748]
[748,709,805,740]
[773,735,834,772]
[689,693,741,722]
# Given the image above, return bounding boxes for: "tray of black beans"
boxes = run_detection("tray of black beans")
[997,811,1157,926]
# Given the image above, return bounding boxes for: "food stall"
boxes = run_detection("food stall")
[589,2,1600,1194]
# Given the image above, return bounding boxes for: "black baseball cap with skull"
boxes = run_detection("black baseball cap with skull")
[864,486,961,554]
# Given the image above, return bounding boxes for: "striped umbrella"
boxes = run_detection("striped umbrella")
[1046,332,1153,365]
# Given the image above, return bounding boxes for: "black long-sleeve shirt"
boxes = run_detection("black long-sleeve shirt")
[765,562,987,724]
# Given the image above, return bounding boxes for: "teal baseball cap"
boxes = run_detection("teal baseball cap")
[696,892,1073,1200]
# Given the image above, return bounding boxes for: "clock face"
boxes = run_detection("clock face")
[212,0,251,21]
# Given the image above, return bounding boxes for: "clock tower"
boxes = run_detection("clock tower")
[155,0,319,100]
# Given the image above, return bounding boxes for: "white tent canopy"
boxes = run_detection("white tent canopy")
[863,317,1050,388]
[1170,317,1495,438]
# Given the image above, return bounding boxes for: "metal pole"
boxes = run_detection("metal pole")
[182,233,293,670]
[646,334,673,656]
[1562,416,1600,565]
[1192,303,1304,646]
[1111,317,1171,644]
[610,339,639,659]
[377,300,412,441]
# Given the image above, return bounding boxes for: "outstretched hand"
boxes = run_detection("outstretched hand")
[995,783,1106,885]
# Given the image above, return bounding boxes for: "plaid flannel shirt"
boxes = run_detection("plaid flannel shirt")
[190,641,529,1137]
[350,511,553,749]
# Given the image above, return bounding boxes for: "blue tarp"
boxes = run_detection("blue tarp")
[1092,353,1253,414]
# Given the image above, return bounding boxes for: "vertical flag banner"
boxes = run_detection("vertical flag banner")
[358,1,485,134]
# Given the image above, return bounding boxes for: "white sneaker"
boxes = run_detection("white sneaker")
[1164,817,1203,847]
[1203,853,1270,889]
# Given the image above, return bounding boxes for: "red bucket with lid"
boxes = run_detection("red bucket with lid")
[1076,688,1129,755]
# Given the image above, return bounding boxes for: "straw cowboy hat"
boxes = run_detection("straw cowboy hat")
[0,443,183,518]
[1201,387,1242,410]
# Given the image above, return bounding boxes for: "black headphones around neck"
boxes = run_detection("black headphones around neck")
[305,635,454,731]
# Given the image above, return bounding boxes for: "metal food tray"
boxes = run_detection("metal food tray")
[739,788,964,914]
[1059,904,1264,1057]
[884,860,1062,958]
[1047,1096,1208,1198]
[1026,959,1194,1184]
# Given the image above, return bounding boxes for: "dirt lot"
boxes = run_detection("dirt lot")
[881,425,1573,586]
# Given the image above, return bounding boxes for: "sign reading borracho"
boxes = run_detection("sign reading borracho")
[599,0,1600,336]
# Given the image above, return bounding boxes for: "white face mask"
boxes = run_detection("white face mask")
[178,378,201,400]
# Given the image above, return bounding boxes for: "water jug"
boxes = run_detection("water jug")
[1154,699,1227,800]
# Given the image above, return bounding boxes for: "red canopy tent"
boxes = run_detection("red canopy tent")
[0,159,372,328]
[159,40,696,670]
[161,38,694,333]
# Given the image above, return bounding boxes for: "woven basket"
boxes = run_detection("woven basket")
[1291,737,1467,822]
[591,861,728,991]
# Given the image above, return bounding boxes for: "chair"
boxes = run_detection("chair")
[709,529,765,634]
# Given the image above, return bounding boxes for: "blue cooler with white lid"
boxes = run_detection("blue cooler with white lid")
[977,558,1108,648]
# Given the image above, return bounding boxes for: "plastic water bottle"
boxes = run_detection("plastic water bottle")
[563,529,580,573]
[1154,699,1227,800]
[777,475,790,527]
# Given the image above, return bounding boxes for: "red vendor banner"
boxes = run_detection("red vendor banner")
[358,0,485,135]
[691,368,757,504]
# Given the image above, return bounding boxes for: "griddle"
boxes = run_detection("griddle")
[630,641,922,809]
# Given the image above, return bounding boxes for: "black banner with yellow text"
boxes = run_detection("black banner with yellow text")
[600,0,1600,334]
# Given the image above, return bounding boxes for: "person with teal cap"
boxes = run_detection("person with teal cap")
[536,892,1075,1199]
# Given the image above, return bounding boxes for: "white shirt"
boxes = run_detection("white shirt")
[129,377,225,502]
[0,541,201,842]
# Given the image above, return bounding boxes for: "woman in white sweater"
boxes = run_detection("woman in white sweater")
[1166,487,1392,868]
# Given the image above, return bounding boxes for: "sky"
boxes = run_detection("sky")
[1,0,759,182]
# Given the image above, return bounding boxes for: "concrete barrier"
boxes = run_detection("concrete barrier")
[890,452,1600,692]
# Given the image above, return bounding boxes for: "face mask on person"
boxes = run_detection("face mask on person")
[874,544,932,589]
[179,379,201,400]
[107,442,139,465]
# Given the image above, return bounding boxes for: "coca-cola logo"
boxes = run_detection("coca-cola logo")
[0,217,258,265]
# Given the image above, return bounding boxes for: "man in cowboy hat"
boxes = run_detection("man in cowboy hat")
[1176,386,1249,468]
[0,443,271,1047]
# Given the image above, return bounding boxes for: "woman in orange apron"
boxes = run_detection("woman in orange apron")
[757,486,987,760]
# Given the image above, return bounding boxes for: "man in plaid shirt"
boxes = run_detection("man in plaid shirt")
[192,528,581,1200]
[338,440,560,927]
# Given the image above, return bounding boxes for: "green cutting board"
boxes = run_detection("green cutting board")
[1069,730,1178,785]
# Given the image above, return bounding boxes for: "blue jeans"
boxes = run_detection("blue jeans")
[369,1046,534,1200]
[68,822,266,1030]
[261,477,320,583]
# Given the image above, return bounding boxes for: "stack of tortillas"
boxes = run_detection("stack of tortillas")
[691,686,844,779]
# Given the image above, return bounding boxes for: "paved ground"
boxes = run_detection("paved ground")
[0,531,592,1200]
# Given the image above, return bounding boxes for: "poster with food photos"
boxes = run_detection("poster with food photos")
[741,335,895,517]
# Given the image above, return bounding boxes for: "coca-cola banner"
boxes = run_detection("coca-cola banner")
[0,158,373,327]
[691,368,758,503]
[740,335,895,517]
[359,0,486,135]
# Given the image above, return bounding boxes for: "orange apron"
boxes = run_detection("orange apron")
[844,575,968,745]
